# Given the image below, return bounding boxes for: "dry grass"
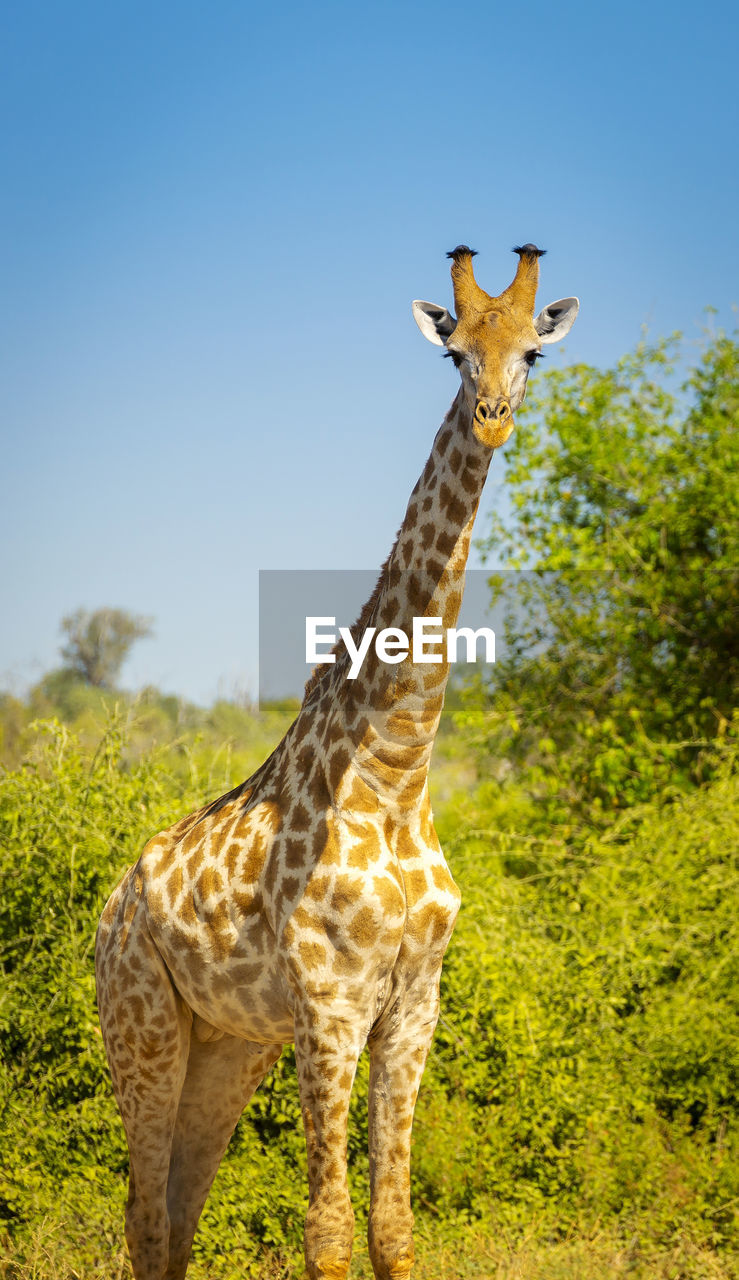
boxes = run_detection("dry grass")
[2,1222,737,1280]
[421,1234,739,1280]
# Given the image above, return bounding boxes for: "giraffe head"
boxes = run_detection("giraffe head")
[412,244,579,448]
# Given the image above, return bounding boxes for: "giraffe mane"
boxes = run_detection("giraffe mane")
[301,536,400,702]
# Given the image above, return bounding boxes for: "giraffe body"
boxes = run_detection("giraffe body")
[96,245,579,1280]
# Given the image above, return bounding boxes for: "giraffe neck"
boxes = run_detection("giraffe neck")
[312,385,493,808]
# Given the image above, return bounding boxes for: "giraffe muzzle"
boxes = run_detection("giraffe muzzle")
[473,397,514,448]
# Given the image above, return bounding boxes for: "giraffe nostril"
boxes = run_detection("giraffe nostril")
[475,399,510,426]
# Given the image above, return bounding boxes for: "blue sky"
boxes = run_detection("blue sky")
[2,0,737,704]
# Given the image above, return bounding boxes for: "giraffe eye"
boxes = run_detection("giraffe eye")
[525,350,543,368]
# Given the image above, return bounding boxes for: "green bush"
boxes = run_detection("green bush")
[468,331,739,829]
[429,736,738,1249]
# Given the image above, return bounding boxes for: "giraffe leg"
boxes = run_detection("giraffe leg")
[96,887,191,1280]
[293,998,368,1280]
[366,981,442,1280]
[164,1031,282,1280]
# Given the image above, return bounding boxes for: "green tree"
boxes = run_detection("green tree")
[466,330,739,818]
[59,607,153,689]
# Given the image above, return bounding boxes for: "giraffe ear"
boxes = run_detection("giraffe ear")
[412,300,457,347]
[534,297,580,344]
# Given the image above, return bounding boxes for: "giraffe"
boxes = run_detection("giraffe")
[95,244,579,1280]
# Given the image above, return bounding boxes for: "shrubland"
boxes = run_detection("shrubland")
[1,331,737,1279]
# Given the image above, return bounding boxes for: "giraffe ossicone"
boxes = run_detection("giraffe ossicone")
[95,243,579,1280]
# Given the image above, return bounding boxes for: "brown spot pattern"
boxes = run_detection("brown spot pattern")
[94,242,536,1280]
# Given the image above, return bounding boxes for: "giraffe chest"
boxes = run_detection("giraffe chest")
[135,792,459,1045]
[277,805,461,1006]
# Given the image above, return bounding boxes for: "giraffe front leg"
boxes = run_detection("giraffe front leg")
[366,978,442,1280]
[294,997,367,1280]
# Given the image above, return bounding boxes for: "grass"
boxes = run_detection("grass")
[2,1221,738,1280]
